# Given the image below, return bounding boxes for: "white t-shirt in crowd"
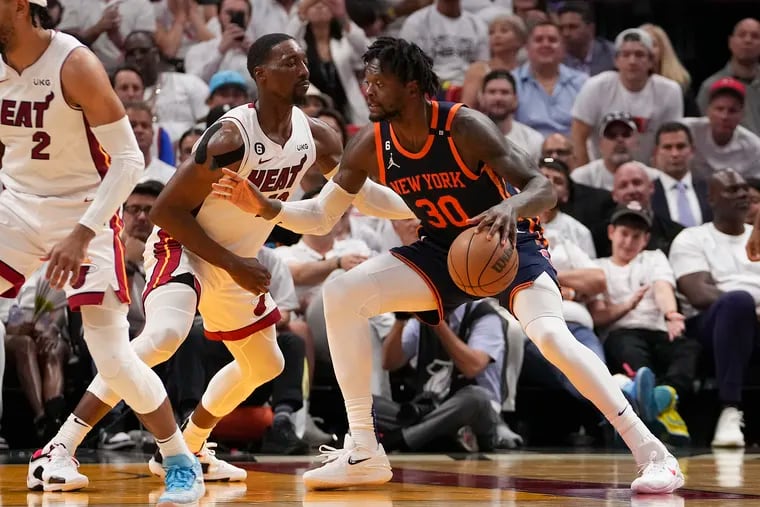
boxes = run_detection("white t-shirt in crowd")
[596,250,675,332]
[142,157,176,185]
[184,38,250,85]
[543,211,597,258]
[570,159,660,191]
[58,0,156,72]
[274,238,374,303]
[548,239,599,329]
[257,246,298,312]
[680,117,760,180]
[506,121,544,163]
[145,72,210,143]
[399,6,489,85]
[669,223,760,317]
[572,71,683,163]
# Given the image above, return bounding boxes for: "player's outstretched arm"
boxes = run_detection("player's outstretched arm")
[151,121,271,294]
[212,126,374,235]
[43,47,144,289]
[451,108,556,243]
[310,119,416,220]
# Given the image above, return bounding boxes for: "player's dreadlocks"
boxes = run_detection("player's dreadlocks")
[363,37,439,98]
[30,4,54,29]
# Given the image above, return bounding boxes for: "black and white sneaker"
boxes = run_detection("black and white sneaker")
[27,443,88,492]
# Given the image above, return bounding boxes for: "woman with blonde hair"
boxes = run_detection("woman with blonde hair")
[640,23,699,115]
[461,14,527,108]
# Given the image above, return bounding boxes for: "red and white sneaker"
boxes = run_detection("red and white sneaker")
[27,444,89,492]
[631,452,685,494]
[303,434,392,490]
[149,442,247,482]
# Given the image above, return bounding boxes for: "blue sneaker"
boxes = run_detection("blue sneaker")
[634,367,657,423]
[157,454,205,506]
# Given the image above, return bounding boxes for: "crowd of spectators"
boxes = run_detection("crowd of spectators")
[1,0,759,454]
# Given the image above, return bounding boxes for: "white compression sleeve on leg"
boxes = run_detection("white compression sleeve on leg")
[353,178,416,220]
[86,284,198,407]
[274,178,356,235]
[81,290,167,415]
[79,116,145,232]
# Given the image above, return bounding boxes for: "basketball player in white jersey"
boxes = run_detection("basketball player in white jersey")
[39,32,416,488]
[0,1,204,504]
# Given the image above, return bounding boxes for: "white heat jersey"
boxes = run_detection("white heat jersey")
[188,104,317,281]
[0,32,111,198]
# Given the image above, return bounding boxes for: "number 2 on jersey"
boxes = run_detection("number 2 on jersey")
[415,195,469,228]
[31,131,51,160]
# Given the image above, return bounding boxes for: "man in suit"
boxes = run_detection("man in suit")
[593,162,684,257]
[651,122,712,227]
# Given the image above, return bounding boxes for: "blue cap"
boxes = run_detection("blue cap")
[208,70,248,96]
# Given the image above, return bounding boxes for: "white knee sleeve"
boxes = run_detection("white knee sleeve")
[81,290,167,414]
[201,327,284,418]
[86,285,197,408]
[132,285,197,366]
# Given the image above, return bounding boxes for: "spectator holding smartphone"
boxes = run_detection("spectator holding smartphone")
[185,0,254,84]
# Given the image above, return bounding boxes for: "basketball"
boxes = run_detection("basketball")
[447,227,518,297]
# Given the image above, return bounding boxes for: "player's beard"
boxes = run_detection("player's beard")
[369,105,401,123]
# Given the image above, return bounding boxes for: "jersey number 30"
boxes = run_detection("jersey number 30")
[31,132,51,160]
[415,196,469,228]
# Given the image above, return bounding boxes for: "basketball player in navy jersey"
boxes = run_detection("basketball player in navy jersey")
[213,37,684,494]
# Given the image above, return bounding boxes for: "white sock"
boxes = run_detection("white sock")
[46,414,92,454]
[610,405,668,465]
[345,396,377,450]
[156,427,194,460]
[182,415,213,454]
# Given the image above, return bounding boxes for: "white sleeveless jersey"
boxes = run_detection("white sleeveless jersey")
[0,32,111,198]
[189,104,317,275]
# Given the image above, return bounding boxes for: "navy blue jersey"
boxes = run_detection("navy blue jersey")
[375,101,546,248]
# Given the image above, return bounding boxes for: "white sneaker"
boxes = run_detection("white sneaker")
[149,442,247,482]
[27,444,89,492]
[303,434,392,490]
[631,452,685,494]
[711,407,745,447]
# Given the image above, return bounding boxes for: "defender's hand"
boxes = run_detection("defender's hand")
[467,202,516,246]
[212,168,277,217]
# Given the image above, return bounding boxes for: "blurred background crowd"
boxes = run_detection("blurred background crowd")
[1,0,759,458]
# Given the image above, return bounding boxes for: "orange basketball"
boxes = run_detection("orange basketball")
[447,227,518,297]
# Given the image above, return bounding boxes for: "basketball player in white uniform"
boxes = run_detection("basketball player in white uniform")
[0,1,204,504]
[40,32,415,487]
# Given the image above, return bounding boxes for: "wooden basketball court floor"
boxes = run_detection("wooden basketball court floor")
[1,449,759,506]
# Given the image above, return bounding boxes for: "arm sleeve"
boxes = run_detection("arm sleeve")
[79,116,144,232]
[274,178,358,235]
[354,179,417,220]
